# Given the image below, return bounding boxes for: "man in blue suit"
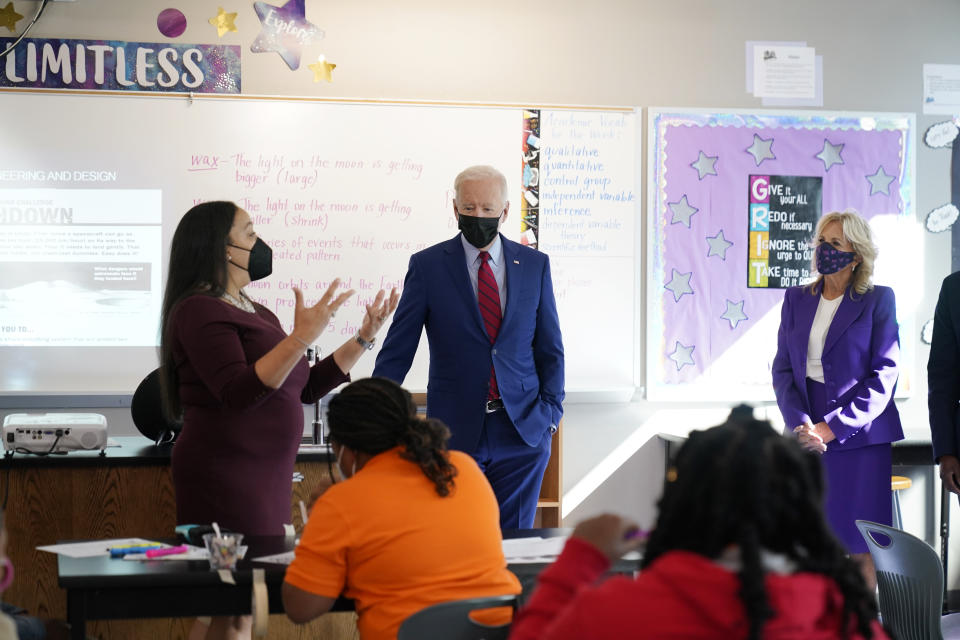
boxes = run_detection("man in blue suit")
[373,165,564,528]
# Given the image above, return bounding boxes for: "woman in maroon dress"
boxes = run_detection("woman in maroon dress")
[159,201,397,639]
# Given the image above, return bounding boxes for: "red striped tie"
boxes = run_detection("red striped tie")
[477,251,501,400]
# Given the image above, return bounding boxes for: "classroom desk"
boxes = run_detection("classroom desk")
[1,436,334,640]
[57,529,634,640]
[58,535,350,640]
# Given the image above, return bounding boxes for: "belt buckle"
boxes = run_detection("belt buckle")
[485,399,503,413]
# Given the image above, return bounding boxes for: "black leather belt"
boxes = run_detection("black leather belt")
[485,398,504,413]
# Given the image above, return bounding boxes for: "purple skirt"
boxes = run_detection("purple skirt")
[807,378,891,554]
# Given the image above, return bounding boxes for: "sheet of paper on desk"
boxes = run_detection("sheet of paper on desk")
[501,537,642,564]
[36,538,161,558]
[502,536,569,562]
[251,550,295,565]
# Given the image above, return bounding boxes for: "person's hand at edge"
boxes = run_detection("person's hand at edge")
[570,514,645,563]
[941,454,960,495]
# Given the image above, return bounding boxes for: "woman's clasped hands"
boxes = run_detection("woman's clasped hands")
[793,421,836,454]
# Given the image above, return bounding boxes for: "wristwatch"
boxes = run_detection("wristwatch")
[354,332,376,350]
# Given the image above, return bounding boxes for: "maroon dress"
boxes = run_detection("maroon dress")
[169,294,348,536]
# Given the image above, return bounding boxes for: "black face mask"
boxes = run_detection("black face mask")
[458,213,501,249]
[228,237,273,281]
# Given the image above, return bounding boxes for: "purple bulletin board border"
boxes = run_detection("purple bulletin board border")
[645,108,916,402]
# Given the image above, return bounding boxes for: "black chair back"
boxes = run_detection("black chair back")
[397,594,518,640]
[131,368,181,445]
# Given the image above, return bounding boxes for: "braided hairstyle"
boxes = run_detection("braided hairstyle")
[641,412,880,640]
[326,377,458,496]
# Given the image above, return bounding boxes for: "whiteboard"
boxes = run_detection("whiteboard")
[0,91,639,398]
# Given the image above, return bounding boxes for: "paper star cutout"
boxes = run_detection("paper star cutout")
[690,150,718,180]
[664,268,693,302]
[815,139,845,172]
[208,7,238,38]
[720,299,748,330]
[866,166,895,196]
[309,56,336,82]
[252,0,324,70]
[667,341,695,371]
[0,2,23,32]
[668,195,698,228]
[706,230,733,259]
[745,134,775,166]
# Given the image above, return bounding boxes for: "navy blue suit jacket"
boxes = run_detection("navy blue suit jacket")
[772,283,903,451]
[929,271,960,461]
[373,234,564,452]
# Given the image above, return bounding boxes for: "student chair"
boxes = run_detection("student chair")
[396,595,518,640]
[856,520,960,640]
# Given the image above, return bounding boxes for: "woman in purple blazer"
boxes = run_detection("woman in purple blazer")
[772,210,903,590]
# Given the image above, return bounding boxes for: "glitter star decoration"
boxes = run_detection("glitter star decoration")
[816,139,845,172]
[706,230,733,259]
[866,166,895,196]
[252,0,324,70]
[668,194,698,228]
[309,56,336,82]
[720,299,748,330]
[0,2,23,32]
[690,150,718,180]
[208,7,239,38]
[664,268,694,302]
[745,134,775,166]
[668,341,695,371]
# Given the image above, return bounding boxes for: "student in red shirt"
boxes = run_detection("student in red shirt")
[283,377,520,640]
[511,412,890,640]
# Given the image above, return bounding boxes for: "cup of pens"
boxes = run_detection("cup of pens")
[202,532,244,570]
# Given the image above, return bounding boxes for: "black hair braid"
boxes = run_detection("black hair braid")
[641,414,881,639]
[327,377,457,497]
[397,416,458,497]
[736,436,775,640]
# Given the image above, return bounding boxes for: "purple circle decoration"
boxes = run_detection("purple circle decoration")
[157,8,187,38]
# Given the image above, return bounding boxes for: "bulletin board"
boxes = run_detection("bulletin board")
[646,108,917,401]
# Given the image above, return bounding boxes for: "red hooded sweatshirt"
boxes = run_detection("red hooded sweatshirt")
[510,538,889,640]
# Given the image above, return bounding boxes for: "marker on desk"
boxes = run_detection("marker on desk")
[145,545,189,559]
[110,545,165,558]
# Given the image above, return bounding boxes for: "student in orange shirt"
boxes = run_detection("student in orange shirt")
[283,377,521,640]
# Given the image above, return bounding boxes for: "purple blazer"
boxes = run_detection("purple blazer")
[772,283,903,450]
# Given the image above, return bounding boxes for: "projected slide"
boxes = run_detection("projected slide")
[0,188,161,346]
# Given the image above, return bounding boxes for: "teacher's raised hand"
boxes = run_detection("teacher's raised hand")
[291,279,355,344]
[358,287,400,342]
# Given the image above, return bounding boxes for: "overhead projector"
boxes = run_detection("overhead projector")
[3,413,108,454]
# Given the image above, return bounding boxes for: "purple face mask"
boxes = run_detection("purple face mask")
[815,242,857,275]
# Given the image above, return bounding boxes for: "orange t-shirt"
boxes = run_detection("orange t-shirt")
[284,447,521,640]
